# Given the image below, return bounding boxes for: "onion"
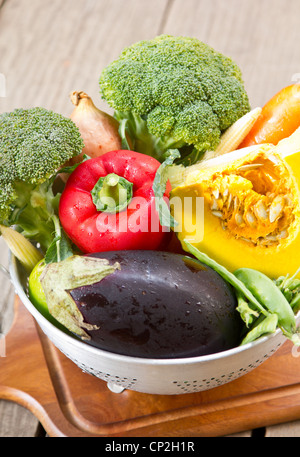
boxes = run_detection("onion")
[69,90,122,161]
[59,91,124,182]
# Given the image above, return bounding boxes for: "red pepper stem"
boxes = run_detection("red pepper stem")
[91,173,133,213]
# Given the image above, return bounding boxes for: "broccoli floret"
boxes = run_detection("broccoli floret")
[0,107,84,253]
[99,35,250,164]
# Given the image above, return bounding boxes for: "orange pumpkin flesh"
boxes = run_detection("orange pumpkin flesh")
[171,144,300,279]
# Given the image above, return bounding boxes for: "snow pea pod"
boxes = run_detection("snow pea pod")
[183,241,300,345]
[234,268,296,337]
[291,294,300,313]
[236,289,258,327]
[275,275,300,311]
[241,314,278,346]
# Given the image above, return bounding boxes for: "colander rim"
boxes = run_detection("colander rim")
[9,254,289,367]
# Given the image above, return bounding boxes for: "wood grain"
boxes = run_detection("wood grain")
[0,0,169,116]
[0,240,41,436]
[163,0,300,108]
[0,400,43,437]
[3,298,300,437]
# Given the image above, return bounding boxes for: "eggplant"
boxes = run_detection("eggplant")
[41,251,242,359]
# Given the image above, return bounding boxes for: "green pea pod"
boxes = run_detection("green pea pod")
[236,290,259,327]
[234,268,296,337]
[286,278,300,292]
[241,314,278,345]
[291,294,300,313]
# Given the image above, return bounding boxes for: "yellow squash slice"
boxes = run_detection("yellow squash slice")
[171,142,300,279]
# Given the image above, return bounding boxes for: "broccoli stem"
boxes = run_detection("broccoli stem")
[15,210,55,252]
[117,111,162,159]
[51,214,62,263]
[11,181,61,253]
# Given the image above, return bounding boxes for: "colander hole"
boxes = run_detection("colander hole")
[57,338,283,394]
[67,358,138,389]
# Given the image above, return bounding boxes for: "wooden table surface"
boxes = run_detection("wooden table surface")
[0,0,300,437]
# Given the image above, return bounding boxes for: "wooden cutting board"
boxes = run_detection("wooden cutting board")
[1,296,300,437]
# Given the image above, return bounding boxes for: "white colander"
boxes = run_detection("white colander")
[9,255,292,395]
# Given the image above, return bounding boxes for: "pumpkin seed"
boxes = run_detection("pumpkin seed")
[211,198,219,211]
[269,196,285,223]
[265,235,278,242]
[212,189,219,199]
[226,193,233,210]
[235,213,244,225]
[211,210,223,218]
[277,229,288,239]
[238,163,264,172]
[256,236,272,246]
[245,211,256,227]
[253,200,268,221]
[240,237,255,244]
[233,196,239,210]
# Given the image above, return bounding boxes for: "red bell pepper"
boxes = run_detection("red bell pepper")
[58,150,171,253]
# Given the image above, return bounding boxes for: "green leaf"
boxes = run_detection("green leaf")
[274,269,300,311]
[118,118,131,150]
[45,215,73,264]
[44,230,73,264]
[44,235,61,264]
[152,149,181,228]
[41,255,120,337]
[58,154,91,176]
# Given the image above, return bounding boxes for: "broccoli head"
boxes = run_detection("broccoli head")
[99,35,250,164]
[0,107,84,251]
